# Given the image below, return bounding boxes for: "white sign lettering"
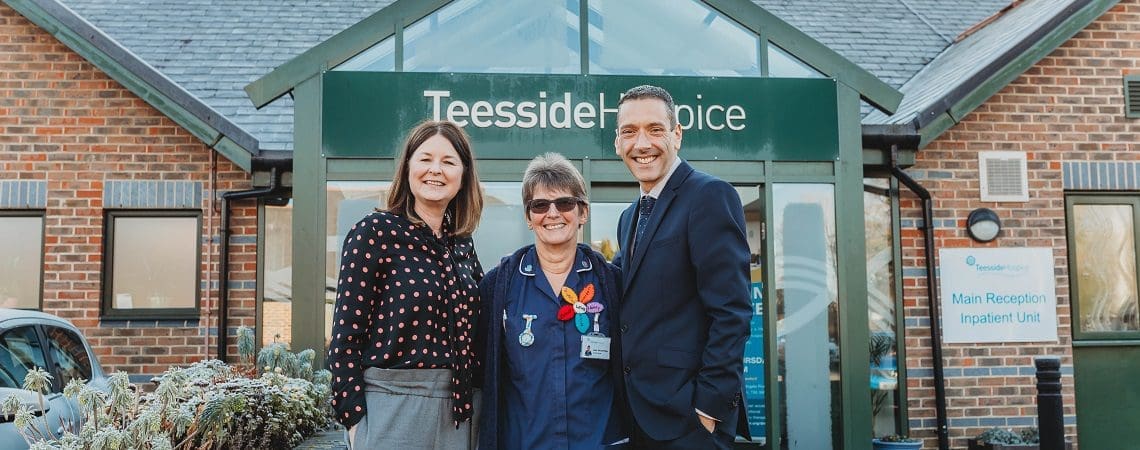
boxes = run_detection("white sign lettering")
[424,90,746,131]
[939,248,1058,343]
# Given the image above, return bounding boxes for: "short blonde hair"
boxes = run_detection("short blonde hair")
[522,153,587,211]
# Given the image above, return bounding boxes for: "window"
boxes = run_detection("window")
[337,0,580,74]
[865,178,902,437]
[0,326,47,390]
[44,326,93,390]
[326,181,393,346]
[262,201,294,347]
[0,212,44,309]
[103,211,201,319]
[589,0,761,76]
[1067,195,1140,338]
[473,182,531,268]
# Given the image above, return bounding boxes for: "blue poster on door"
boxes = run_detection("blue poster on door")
[742,279,766,439]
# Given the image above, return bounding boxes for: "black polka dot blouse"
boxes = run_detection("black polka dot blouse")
[328,210,483,428]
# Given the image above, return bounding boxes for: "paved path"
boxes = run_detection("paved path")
[295,429,346,449]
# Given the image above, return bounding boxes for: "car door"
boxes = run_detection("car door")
[0,324,79,449]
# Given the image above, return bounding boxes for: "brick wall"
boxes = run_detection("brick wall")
[0,3,257,377]
[903,1,1139,447]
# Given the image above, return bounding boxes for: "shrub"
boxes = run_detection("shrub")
[877,434,921,443]
[974,427,1040,445]
[4,326,333,449]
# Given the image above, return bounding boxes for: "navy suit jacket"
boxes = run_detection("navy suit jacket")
[613,161,752,441]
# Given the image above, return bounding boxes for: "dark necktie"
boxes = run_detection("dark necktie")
[634,195,655,252]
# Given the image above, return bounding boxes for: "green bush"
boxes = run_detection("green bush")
[4,326,333,449]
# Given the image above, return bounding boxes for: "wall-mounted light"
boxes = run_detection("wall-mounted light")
[966,207,1001,242]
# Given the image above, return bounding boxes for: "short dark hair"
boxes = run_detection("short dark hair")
[617,85,677,129]
[386,120,483,236]
[522,153,587,217]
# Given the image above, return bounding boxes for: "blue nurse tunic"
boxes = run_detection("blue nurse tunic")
[500,246,619,450]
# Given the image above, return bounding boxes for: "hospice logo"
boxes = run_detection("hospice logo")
[424,90,748,132]
[965,255,1028,274]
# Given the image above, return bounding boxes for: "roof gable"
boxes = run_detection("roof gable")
[5,0,262,170]
[246,0,902,114]
[864,0,1119,147]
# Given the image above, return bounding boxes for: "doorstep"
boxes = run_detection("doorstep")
[294,429,346,450]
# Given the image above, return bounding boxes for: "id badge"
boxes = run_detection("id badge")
[580,334,611,360]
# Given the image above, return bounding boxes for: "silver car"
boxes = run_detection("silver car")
[0,309,108,450]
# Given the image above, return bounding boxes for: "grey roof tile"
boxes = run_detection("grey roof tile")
[60,0,1017,150]
[864,0,1081,125]
[62,0,391,151]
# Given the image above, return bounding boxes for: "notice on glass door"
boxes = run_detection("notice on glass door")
[939,248,1058,343]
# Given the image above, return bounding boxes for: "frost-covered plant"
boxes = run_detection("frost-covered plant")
[3,327,334,449]
[974,427,1041,445]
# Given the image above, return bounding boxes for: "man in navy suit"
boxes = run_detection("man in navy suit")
[611,85,752,449]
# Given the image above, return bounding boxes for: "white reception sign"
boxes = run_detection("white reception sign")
[940,248,1058,343]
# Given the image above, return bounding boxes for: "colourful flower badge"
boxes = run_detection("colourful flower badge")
[559,283,602,334]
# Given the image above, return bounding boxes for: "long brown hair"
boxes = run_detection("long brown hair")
[386,120,483,236]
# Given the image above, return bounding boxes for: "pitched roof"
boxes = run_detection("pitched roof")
[5,0,268,169]
[60,0,391,151]
[755,0,1009,89]
[41,0,1092,152]
[863,0,1117,147]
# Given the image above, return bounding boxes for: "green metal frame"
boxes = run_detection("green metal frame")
[834,84,872,450]
[5,0,255,171]
[100,209,203,320]
[289,75,329,357]
[889,176,909,435]
[916,0,1118,148]
[0,210,46,311]
[1064,193,1140,342]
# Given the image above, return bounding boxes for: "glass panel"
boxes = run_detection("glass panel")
[588,201,627,262]
[740,185,767,441]
[0,326,47,389]
[589,0,761,76]
[263,201,293,347]
[0,215,42,309]
[44,326,93,390]
[768,43,824,78]
[1073,204,1140,332]
[865,179,900,438]
[473,182,530,268]
[326,181,392,345]
[110,216,197,309]
[403,0,581,74]
[772,183,839,449]
[335,37,396,72]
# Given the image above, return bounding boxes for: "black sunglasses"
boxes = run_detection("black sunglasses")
[527,197,585,214]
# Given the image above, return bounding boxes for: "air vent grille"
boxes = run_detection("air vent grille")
[1126,74,1140,119]
[979,151,1028,202]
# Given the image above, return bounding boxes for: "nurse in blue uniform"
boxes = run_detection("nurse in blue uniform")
[478,152,627,450]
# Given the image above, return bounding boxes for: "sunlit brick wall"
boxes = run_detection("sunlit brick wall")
[0,3,258,378]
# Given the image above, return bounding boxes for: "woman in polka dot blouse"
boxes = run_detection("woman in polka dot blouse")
[328,121,484,449]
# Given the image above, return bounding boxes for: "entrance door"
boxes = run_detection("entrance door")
[1066,195,1140,450]
[771,183,841,450]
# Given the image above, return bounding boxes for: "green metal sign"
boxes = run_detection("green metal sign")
[322,72,839,161]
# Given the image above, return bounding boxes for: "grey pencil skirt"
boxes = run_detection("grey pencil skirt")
[347,367,479,450]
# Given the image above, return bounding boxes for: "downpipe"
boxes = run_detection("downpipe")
[888,144,949,450]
